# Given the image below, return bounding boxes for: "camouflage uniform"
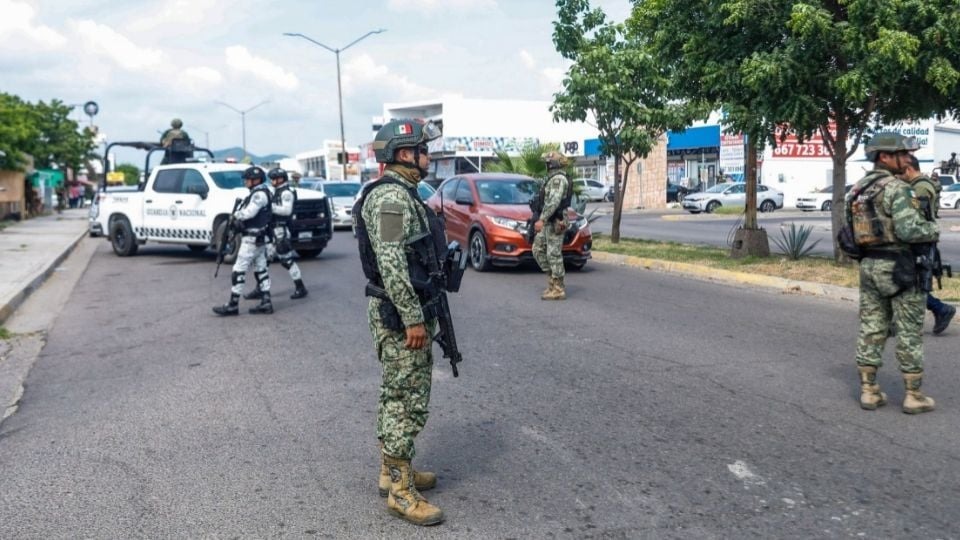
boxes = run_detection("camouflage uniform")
[848,167,938,373]
[532,172,570,280]
[362,167,435,461]
[908,173,955,333]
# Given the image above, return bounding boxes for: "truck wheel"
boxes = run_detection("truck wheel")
[295,249,322,259]
[214,220,240,264]
[110,217,139,256]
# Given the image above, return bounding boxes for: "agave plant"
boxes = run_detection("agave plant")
[772,222,821,260]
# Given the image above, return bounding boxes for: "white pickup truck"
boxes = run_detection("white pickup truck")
[93,162,333,260]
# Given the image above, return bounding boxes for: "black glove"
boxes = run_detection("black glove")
[230,219,243,234]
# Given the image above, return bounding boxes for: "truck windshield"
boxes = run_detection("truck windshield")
[209,171,245,189]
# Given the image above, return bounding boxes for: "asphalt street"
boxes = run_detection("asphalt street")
[1,232,959,538]
[589,204,960,263]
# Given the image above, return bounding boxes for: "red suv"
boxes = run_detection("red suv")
[426,173,592,271]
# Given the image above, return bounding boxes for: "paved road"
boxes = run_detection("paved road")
[589,204,960,263]
[1,233,959,538]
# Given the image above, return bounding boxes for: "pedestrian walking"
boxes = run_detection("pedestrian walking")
[213,167,274,316]
[532,151,574,300]
[845,132,939,414]
[245,167,308,301]
[355,118,446,526]
[899,154,955,334]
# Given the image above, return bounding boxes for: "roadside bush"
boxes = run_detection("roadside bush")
[773,223,820,260]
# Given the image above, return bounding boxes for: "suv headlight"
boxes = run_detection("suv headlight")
[488,215,525,232]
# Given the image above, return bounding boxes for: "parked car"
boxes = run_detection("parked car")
[666,181,690,203]
[681,182,784,214]
[425,173,592,271]
[939,183,960,209]
[297,177,326,191]
[935,173,957,189]
[320,181,362,229]
[350,180,438,237]
[796,184,853,212]
[572,178,607,201]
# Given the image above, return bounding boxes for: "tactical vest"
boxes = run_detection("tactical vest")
[912,176,939,220]
[849,171,898,248]
[271,184,297,225]
[241,183,272,231]
[533,173,574,222]
[354,177,447,297]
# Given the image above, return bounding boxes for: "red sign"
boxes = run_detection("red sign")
[770,123,836,159]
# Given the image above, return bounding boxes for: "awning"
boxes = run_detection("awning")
[667,125,720,151]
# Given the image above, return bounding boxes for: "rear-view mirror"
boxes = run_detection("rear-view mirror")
[455,196,472,206]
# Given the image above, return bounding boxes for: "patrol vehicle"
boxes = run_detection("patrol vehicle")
[93,140,333,261]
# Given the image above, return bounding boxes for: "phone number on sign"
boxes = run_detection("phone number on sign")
[771,143,831,158]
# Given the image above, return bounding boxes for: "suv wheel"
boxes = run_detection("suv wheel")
[821,201,832,212]
[213,220,240,264]
[469,230,492,272]
[705,201,720,213]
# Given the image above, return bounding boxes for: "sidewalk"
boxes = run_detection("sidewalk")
[0,209,89,325]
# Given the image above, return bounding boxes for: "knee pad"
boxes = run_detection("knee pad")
[254,270,269,287]
[231,271,245,286]
[280,259,293,270]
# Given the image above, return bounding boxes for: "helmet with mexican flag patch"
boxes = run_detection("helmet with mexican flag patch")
[372,118,442,163]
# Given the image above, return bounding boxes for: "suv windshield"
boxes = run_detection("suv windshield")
[209,170,245,189]
[322,183,361,197]
[476,179,538,204]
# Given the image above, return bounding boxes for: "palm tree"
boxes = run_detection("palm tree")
[482,142,587,214]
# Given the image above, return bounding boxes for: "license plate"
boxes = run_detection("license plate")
[299,231,313,240]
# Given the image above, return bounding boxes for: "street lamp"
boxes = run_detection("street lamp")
[283,29,386,177]
[214,99,270,160]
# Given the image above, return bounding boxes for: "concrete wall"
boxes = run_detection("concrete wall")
[622,135,668,209]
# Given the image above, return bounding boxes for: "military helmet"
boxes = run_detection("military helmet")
[373,119,442,163]
[171,118,183,129]
[242,166,266,182]
[542,150,571,170]
[267,167,288,182]
[864,131,918,161]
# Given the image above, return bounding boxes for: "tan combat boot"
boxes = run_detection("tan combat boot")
[902,372,935,414]
[541,276,566,300]
[857,366,887,410]
[383,454,444,526]
[378,446,436,497]
[540,273,554,298]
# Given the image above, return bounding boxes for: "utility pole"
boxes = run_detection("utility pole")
[215,100,270,160]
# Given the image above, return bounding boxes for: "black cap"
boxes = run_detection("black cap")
[242,167,265,182]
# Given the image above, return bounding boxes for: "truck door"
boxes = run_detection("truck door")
[143,168,184,241]
[178,169,212,243]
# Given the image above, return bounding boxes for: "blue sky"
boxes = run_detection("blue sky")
[1,0,631,159]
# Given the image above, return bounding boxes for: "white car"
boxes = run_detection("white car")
[320,181,362,229]
[682,182,784,213]
[796,184,853,212]
[939,183,960,209]
[572,178,608,201]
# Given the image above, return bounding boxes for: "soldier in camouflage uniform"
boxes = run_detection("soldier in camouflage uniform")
[357,119,444,526]
[900,154,955,334]
[160,118,189,148]
[845,132,939,414]
[532,151,572,300]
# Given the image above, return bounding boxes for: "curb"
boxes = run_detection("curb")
[0,229,89,325]
[590,251,860,302]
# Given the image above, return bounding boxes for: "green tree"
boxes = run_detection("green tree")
[0,93,40,170]
[552,0,704,243]
[631,0,960,261]
[115,163,141,186]
[483,142,586,212]
[0,93,97,173]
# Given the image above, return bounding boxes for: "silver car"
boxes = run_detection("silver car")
[320,181,362,229]
[682,182,784,214]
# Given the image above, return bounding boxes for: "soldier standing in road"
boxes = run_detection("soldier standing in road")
[245,167,308,301]
[355,119,445,526]
[900,154,955,334]
[532,151,574,300]
[213,167,274,316]
[845,132,939,414]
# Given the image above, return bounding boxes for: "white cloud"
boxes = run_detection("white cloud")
[0,0,66,50]
[183,66,223,85]
[225,46,299,91]
[342,53,435,102]
[387,0,497,13]
[71,20,163,71]
[519,49,536,70]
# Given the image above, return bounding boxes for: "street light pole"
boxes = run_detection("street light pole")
[283,29,386,178]
[214,99,270,160]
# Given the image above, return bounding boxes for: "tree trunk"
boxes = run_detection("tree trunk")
[729,141,769,258]
[611,153,623,243]
[830,122,850,263]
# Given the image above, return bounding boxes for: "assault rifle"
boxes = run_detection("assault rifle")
[365,241,467,377]
[214,198,243,278]
[913,243,953,292]
[524,190,542,245]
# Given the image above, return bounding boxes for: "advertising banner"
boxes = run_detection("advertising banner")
[719,134,745,177]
